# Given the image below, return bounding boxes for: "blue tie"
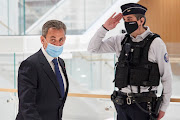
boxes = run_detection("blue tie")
[52,58,65,98]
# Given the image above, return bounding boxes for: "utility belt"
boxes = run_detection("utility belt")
[111,90,163,119]
[111,90,157,105]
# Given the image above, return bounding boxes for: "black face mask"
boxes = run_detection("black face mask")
[125,21,138,34]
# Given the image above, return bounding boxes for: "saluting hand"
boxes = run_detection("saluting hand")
[103,12,123,30]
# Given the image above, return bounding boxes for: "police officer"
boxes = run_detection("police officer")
[88,3,172,120]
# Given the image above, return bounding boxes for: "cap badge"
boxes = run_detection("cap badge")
[127,9,131,12]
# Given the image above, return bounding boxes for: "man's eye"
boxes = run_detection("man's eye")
[59,38,63,41]
[51,39,56,42]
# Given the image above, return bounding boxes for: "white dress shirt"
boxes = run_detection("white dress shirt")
[87,26,173,112]
[41,47,67,91]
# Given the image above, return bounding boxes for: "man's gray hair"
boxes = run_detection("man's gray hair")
[42,20,66,38]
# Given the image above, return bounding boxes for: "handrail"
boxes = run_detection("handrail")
[0,88,17,93]
[0,88,180,102]
[68,93,110,98]
[0,20,14,33]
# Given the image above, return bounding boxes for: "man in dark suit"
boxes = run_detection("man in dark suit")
[16,20,69,120]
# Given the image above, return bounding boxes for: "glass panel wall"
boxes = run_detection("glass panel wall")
[0,54,16,89]
[0,92,18,120]
[0,51,180,119]
[0,0,19,35]
[0,0,118,35]
[166,43,180,98]
[0,52,117,120]
[65,52,115,94]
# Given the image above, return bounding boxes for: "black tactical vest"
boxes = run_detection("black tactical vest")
[114,33,161,90]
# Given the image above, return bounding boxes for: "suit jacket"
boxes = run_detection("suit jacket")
[16,49,69,120]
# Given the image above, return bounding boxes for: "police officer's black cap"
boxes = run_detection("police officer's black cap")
[121,3,147,16]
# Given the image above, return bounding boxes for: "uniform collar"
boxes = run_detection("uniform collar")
[130,26,151,42]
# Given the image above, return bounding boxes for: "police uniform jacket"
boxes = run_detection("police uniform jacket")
[87,26,172,112]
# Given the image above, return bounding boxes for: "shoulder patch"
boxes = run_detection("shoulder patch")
[164,53,169,63]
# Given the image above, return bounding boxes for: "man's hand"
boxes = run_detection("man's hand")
[157,110,165,120]
[103,12,123,30]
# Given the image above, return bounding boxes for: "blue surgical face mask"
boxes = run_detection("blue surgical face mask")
[44,39,63,57]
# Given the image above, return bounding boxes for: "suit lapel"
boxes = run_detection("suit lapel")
[38,49,61,95]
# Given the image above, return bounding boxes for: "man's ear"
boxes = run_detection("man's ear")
[40,36,45,44]
[140,17,145,25]
[40,36,47,49]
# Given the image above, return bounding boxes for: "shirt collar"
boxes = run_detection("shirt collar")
[130,26,151,42]
[41,47,54,63]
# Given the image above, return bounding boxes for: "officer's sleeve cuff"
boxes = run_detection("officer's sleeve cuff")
[160,104,168,112]
[102,25,109,31]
